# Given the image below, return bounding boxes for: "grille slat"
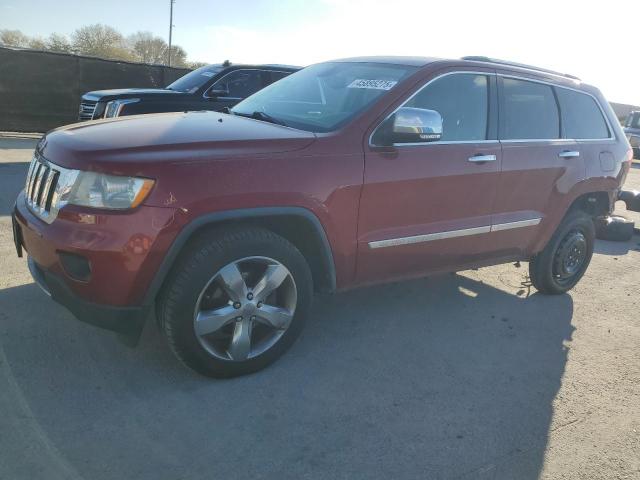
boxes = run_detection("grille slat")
[31,165,46,205]
[43,171,59,211]
[78,100,97,121]
[24,156,61,222]
[29,163,43,200]
[39,169,56,212]
[25,159,36,192]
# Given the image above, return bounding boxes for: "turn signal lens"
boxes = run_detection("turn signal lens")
[130,179,155,208]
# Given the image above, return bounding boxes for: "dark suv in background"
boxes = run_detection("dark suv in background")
[14,56,632,378]
[624,110,640,158]
[78,62,299,121]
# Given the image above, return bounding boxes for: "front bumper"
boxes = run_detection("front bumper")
[28,257,148,341]
[13,191,182,343]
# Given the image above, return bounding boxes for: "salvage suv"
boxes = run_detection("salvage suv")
[13,56,633,377]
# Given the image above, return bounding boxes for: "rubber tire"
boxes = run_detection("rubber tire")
[619,190,640,213]
[529,210,595,295]
[595,215,635,242]
[158,227,313,378]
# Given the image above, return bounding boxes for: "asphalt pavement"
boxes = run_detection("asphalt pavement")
[1,137,639,480]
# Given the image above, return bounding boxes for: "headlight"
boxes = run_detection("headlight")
[104,98,140,118]
[67,171,154,209]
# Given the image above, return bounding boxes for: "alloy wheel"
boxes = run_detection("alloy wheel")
[193,256,297,361]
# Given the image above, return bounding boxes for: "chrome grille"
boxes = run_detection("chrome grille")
[78,100,97,120]
[25,156,61,223]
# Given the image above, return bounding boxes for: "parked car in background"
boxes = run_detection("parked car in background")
[78,62,300,121]
[624,110,640,158]
[14,56,633,378]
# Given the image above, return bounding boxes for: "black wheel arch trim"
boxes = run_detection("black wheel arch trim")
[142,206,337,307]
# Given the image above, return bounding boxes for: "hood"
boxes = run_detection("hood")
[38,111,316,172]
[82,88,185,102]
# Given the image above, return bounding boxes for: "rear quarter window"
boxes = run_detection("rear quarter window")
[556,88,610,139]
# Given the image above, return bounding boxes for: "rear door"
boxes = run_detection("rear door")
[356,70,501,283]
[489,76,583,259]
[555,87,615,182]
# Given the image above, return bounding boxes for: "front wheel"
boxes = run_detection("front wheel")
[158,227,313,378]
[529,210,595,295]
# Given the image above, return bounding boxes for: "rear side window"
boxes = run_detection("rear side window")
[501,78,559,140]
[556,88,610,139]
[405,73,488,141]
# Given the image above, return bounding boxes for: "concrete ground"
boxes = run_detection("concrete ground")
[1,137,639,480]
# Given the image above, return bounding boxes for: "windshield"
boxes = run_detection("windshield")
[166,64,223,93]
[231,62,418,132]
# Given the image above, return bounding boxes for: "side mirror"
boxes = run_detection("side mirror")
[391,107,442,144]
[205,87,230,99]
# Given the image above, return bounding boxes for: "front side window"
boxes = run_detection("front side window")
[209,70,263,99]
[501,78,559,140]
[404,73,489,142]
[556,88,609,139]
[166,64,223,93]
[232,62,418,133]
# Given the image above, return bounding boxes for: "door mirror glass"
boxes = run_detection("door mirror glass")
[391,107,443,144]
[206,87,230,99]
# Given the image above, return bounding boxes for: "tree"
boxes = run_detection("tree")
[188,61,208,69]
[71,24,134,61]
[27,37,47,50]
[0,29,29,47]
[0,24,203,67]
[47,33,73,53]
[127,31,168,64]
[167,45,188,68]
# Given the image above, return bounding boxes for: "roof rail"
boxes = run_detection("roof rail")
[461,56,580,81]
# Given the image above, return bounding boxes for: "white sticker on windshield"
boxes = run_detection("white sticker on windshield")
[201,72,215,77]
[347,79,398,90]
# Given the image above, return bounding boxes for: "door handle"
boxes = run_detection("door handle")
[558,150,580,158]
[468,154,497,163]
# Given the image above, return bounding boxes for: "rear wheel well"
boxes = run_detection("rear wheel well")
[567,192,611,218]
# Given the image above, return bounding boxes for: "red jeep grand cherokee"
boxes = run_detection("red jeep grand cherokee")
[13,56,632,377]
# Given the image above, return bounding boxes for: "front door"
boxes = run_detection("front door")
[356,71,501,284]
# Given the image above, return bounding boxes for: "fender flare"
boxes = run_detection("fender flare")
[141,206,337,306]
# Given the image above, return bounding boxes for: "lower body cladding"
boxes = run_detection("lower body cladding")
[12,191,182,344]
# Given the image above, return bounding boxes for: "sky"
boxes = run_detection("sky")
[1,0,639,105]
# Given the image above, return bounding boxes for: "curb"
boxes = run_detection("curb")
[0,132,43,140]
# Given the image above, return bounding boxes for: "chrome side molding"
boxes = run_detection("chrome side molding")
[368,218,542,249]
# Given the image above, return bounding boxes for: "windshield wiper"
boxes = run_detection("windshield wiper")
[251,111,287,126]
[232,110,287,127]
